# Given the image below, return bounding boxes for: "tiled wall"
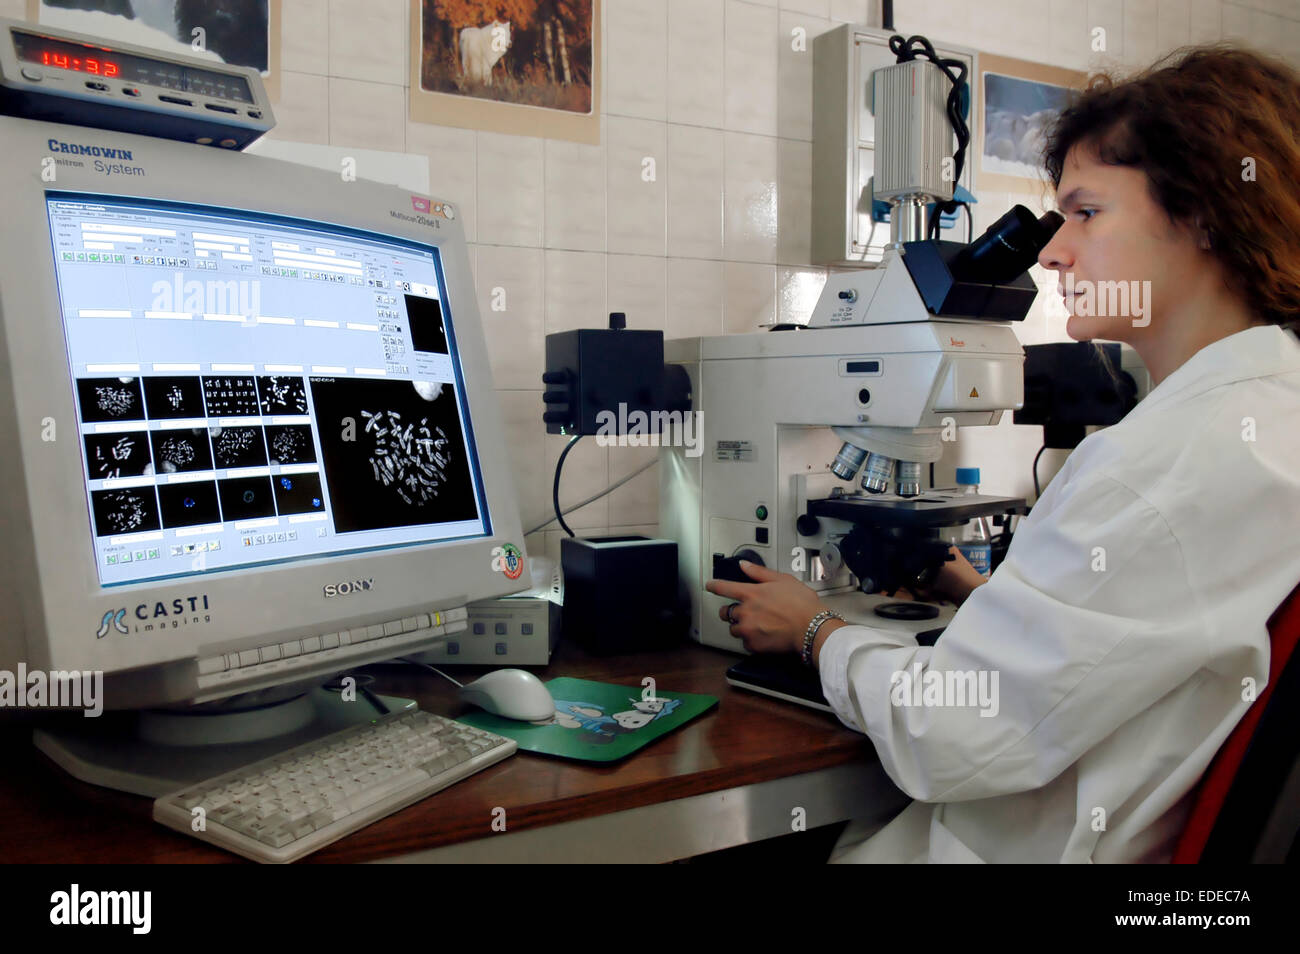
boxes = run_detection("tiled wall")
[9,0,1299,563]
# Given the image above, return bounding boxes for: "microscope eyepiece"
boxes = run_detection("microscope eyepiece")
[957,205,1065,284]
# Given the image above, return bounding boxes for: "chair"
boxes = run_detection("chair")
[1171,581,1300,863]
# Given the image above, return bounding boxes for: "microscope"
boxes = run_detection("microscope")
[659,43,1064,656]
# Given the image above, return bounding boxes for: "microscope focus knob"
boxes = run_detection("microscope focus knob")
[796,514,820,537]
[734,548,765,567]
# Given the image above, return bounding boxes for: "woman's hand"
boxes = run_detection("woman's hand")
[705,561,831,654]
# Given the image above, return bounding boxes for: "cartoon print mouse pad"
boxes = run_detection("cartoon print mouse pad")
[455,677,718,762]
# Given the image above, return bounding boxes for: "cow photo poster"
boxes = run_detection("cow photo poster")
[408,0,601,144]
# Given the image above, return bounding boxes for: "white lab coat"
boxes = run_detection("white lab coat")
[819,324,1300,863]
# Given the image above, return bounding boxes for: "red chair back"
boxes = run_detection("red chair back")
[1172,581,1300,863]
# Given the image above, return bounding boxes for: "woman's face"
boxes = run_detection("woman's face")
[1037,143,1205,345]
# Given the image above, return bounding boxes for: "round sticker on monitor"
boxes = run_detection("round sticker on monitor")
[493,543,524,579]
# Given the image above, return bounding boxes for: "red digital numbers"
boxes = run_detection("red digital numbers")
[40,49,120,77]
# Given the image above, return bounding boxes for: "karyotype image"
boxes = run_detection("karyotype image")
[264,424,316,465]
[90,487,161,537]
[143,376,206,420]
[218,476,277,521]
[151,428,214,473]
[257,376,309,415]
[83,430,153,479]
[309,376,478,533]
[76,377,144,423]
[157,481,221,529]
[203,376,260,416]
[210,425,268,469]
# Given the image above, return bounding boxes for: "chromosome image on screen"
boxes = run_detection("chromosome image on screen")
[77,377,145,423]
[210,425,268,469]
[273,471,325,516]
[309,377,478,533]
[150,428,214,473]
[91,487,161,537]
[264,424,316,465]
[218,476,277,521]
[83,430,153,479]
[406,295,448,355]
[203,376,260,416]
[257,376,308,415]
[158,481,221,529]
[142,376,206,419]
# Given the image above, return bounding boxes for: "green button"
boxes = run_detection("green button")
[755,505,768,521]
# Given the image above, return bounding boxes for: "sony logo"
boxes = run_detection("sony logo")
[323,578,375,598]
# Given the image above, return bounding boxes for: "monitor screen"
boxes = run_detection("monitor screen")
[45,192,491,588]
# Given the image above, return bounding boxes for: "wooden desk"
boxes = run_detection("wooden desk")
[0,640,909,863]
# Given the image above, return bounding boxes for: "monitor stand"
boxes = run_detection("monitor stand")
[32,684,415,798]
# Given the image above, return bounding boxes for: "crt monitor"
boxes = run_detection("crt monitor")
[0,116,529,736]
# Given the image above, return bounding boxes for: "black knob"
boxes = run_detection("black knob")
[734,548,764,566]
[609,312,626,330]
[796,514,820,537]
[542,410,569,423]
[541,370,567,384]
[542,391,568,404]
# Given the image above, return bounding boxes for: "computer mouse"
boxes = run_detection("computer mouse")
[457,669,555,722]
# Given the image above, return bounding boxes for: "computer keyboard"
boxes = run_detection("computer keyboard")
[153,707,516,863]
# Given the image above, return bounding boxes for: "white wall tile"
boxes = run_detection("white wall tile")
[496,390,548,531]
[1188,0,1221,42]
[476,132,544,247]
[1125,0,1162,68]
[406,121,477,242]
[608,443,660,527]
[777,11,833,141]
[476,245,545,390]
[545,433,609,530]
[270,71,331,144]
[725,0,780,135]
[1221,1,1251,40]
[606,0,668,120]
[1087,0,1127,65]
[607,117,668,255]
[667,0,726,127]
[607,254,668,330]
[545,249,607,334]
[283,0,331,75]
[667,259,725,339]
[329,78,404,152]
[723,131,779,263]
[0,0,26,19]
[781,0,831,16]
[777,138,812,265]
[329,0,407,86]
[667,124,725,259]
[829,0,871,24]
[545,136,607,251]
[1051,0,1094,69]
[724,261,777,332]
[1157,0,1192,51]
[777,266,826,324]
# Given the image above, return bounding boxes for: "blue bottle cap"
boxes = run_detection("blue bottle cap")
[955,467,980,485]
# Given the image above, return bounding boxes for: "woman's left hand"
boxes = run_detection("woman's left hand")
[705,561,829,654]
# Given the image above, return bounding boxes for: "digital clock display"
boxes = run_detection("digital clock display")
[13,30,252,103]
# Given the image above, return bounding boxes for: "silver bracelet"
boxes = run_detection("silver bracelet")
[801,610,845,667]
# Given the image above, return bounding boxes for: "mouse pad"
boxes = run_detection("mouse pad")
[455,677,718,762]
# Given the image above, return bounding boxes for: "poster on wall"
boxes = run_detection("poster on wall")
[409,0,600,144]
[27,0,281,101]
[978,53,1088,194]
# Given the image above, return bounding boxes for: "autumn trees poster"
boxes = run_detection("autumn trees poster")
[409,0,600,143]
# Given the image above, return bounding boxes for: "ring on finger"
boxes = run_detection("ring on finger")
[725,602,741,624]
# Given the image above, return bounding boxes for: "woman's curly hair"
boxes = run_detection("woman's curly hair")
[1042,44,1300,327]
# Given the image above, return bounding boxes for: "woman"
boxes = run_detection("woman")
[707,44,1300,863]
